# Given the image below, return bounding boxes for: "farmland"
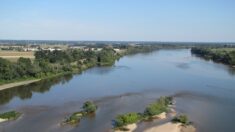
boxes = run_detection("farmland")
[0,51,35,62]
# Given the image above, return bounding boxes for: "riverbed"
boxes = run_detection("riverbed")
[0,49,235,132]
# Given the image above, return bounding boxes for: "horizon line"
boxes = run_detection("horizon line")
[0,39,235,44]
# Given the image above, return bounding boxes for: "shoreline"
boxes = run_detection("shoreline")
[0,79,41,91]
[144,122,196,132]
[114,102,195,132]
[116,122,196,132]
[0,71,78,91]
[0,118,8,123]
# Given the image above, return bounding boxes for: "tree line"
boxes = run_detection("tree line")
[191,47,235,66]
[0,48,120,84]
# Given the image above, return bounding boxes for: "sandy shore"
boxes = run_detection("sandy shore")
[144,122,196,132]
[114,110,196,132]
[115,124,137,132]
[0,118,8,123]
[144,122,181,132]
[115,122,196,132]
[152,112,166,119]
[0,79,41,91]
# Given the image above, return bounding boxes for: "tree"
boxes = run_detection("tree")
[0,58,16,80]
[16,58,36,77]
[97,48,117,66]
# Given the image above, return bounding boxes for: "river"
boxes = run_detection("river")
[0,49,235,132]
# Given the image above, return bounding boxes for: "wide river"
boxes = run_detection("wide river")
[0,49,235,132]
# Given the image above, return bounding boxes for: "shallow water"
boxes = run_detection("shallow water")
[0,49,235,132]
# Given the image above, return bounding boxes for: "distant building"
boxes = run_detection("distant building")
[91,48,102,51]
[69,46,86,50]
[23,48,39,52]
[114,48,121,52]
[42,47,62,52]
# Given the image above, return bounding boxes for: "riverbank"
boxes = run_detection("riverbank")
[0,71,75,91]
[0,79,41,91]
[191,47,235,67]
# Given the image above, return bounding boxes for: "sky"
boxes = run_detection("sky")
[0,0,235,42]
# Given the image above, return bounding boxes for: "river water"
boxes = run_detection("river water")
[0,49,235,132]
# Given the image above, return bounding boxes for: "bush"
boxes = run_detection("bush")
[64,101,97,125]
[172,115,190,125]
[82,101,97,113]
[144,96,172,117]
[114,112,141,128]
[0,111,21,120]
[112,96,175,129]
[64,111,84,124]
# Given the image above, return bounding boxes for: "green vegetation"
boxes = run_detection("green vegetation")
[113,96,173,129]
[0,48,120,85]
[172,115,191,125]
[82,101,97,113]
[114,112,141,128]
[64,111,84,124]
[144,96,173,117]
[63,101,97,125]
[125,45,159,54]
[191,47,235,66]
[0,45,164,85]
[0,111,21,120]
[97,48,121,66]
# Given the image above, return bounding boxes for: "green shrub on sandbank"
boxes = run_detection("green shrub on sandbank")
[82,101,97,113]
[113,112,142,128]
[144,96,173,117]
[113,96,173,129]
[0,111,21,121]
[172,115,192,125]
[63,101,97,125]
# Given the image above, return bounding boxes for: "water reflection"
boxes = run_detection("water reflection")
[86,65,131,75]
[0,74,73,105]
[176,62,190,69]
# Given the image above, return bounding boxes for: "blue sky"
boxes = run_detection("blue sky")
[0,0,235,42]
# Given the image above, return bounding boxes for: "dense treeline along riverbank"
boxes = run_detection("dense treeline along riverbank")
[1,43,234,88]
[0,44,163,87]
[0,47,118,86]
[191,47,235,66]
